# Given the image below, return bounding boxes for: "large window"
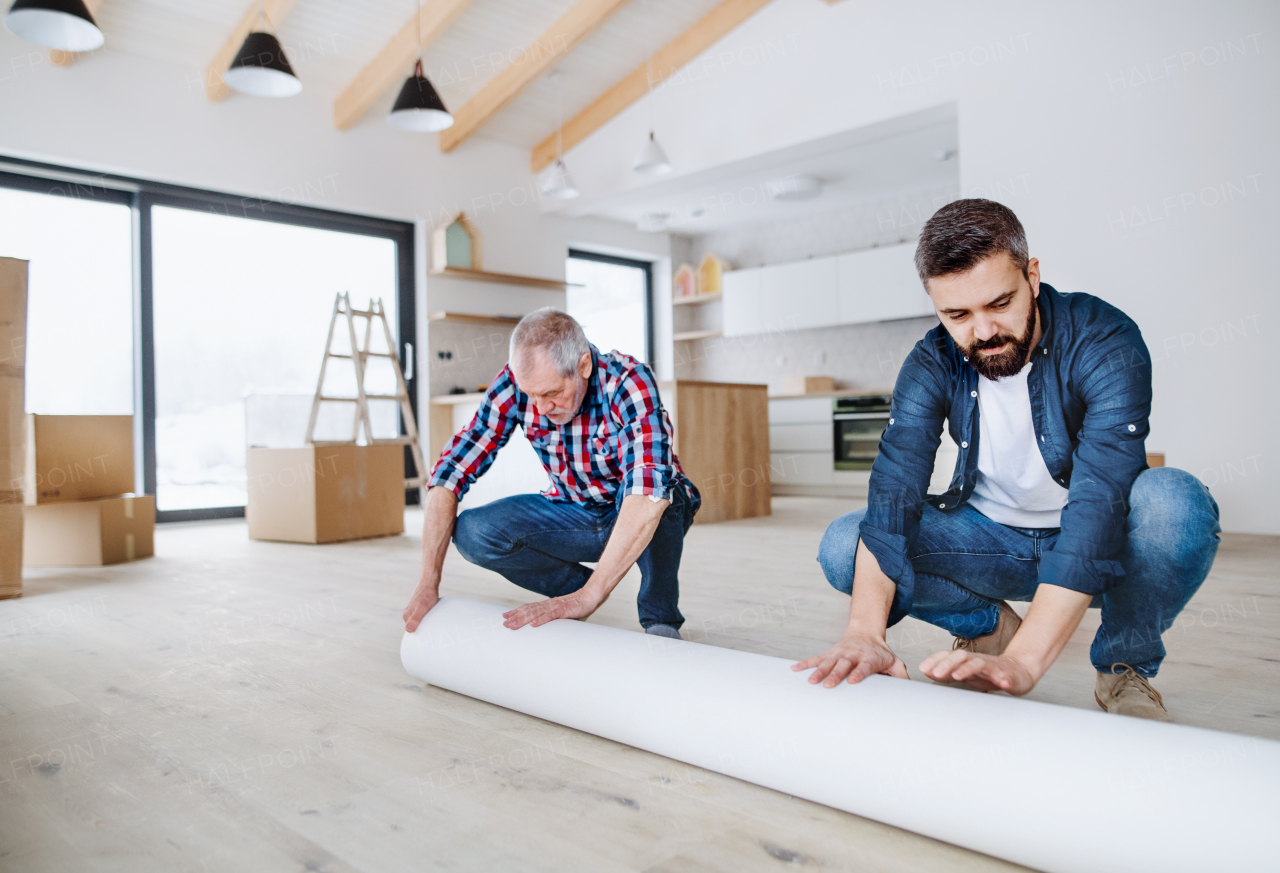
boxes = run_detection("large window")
[0,157,416,521]
[0,181,133,415]
[151,207,400,512]
[566,250,653,363]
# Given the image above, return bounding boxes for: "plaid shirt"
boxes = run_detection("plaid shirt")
[429,345,698,509]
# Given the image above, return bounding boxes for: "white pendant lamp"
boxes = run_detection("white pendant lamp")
[222,3,301,97]
[539,70,579,200]
[632,47,672,175]
[387,1,453,131]
[4,0,103,52]
[632,132,672,175]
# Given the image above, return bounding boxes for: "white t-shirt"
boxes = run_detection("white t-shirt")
[967,361,1069,528]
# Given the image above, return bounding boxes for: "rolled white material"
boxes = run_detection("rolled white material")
[402,597,1280,873]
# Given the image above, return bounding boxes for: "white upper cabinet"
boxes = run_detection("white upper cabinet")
[723,257,838,337]
[722,242,933,337]
[837,242,935,324]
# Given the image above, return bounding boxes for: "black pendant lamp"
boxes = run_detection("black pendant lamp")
[387,59,453,131]
[4,0,104,52]
[221,4,301,98]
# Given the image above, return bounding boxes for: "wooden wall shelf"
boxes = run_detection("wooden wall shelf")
[429,266,579,291]
[427,312,520,326]
[673,329,723,342]
[672,292,722,307]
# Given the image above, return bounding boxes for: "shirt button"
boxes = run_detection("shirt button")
[1040,435,1045,442]
[889,418,894,424]
[939,503,946,508]
[963,356,969,362]
[1127,424,1136,432]
[961,441,968,448]
[970,391,977,398]
[1042,348,1048,354]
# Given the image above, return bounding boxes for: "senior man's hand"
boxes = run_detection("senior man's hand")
[502,587,607,630]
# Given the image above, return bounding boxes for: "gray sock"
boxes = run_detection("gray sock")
[645,624,682,641]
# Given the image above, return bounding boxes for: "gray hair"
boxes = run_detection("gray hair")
[509,308,590,376]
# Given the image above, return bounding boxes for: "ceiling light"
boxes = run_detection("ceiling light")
[4,0,104,52]
[636,213,670,233]
[633,132,672,175]
[936,149,957,161]
[539,159,579,200]
[388,60,453,131]
[768,175,823,202]
[223,30,301,97]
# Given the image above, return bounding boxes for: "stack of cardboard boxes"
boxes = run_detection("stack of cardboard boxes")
[22,415,155,567]
[1,258,26,599]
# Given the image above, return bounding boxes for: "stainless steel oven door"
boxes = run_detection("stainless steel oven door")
[833,412,890,471]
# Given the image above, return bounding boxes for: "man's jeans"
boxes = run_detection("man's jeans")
[453,486,697,630]
[818,467,1221,677]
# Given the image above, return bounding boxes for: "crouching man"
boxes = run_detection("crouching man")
[794,199,1220,721]
[403,308,700,639]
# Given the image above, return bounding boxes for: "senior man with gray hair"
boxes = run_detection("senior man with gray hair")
[403,308,700,638]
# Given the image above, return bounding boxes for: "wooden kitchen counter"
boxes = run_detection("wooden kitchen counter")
[659,380,770,525]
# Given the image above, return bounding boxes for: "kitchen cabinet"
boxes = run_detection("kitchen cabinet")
[722,242,932,338]
[723,257,838,337]
[837,242,934,324]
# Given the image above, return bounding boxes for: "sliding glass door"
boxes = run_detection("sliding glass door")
[150,206,400,513]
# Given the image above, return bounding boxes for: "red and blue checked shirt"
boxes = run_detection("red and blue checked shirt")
[428,345,698,509]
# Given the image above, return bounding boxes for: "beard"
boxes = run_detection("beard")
[964,297,1038,380]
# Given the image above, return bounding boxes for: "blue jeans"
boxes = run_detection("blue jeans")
[817,467,1221,677]
[453,486,697,630]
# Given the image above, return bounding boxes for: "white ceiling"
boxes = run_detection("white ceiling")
[90,0,727,147]
[557,103,961,235]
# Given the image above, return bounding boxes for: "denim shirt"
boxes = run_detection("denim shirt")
[860,283,1152,626]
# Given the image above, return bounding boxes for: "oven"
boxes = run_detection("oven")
[833,394,893,471]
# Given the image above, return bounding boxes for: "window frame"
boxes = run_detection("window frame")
[566,249,655,366]
[0,155,418,522]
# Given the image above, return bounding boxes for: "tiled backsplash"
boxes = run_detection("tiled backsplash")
[676,315,938,395]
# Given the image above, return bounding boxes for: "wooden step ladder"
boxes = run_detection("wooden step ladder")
[305,292,426,489]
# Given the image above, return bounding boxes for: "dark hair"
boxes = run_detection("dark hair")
[914,199,1029,284]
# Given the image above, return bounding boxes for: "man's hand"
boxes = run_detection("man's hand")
[503,587,606,629]
[918,650,1037,695]
[791,633,909,687]
[403,583,439,633]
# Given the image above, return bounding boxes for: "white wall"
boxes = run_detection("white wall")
[559,0,1280,534]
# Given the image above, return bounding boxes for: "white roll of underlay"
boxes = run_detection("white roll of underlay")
[401,597,1280,873]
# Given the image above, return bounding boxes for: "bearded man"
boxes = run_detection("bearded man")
[794,199,1220,721]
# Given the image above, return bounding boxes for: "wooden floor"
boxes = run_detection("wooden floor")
[2,497,1277,872]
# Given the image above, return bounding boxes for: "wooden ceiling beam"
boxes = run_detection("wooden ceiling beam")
[204,0,302,102]
[530,0,773,172]
[333,0,475,131]
[48,0,105,67]
[439,0,633,154]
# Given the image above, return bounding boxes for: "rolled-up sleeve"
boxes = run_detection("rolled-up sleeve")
[427,370,519,500]
[1040,318,1152,595]
[859,337,949,624]
[611,364,679,502]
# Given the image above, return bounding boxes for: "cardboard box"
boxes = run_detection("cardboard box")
[776,376,836,396]
[0,258,25,380]
[0,501,22,598]
[22,415,135,504]
[1,375,23,501]
[23,494,155,567]
[246,445,405,544]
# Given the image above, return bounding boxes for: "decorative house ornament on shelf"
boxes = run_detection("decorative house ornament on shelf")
[431,212,481,271]
[4,0,103,52]
[698,253,729,296]
[673,264,697,299]
[222,2,301,97]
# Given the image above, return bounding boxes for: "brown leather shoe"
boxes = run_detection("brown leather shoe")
[953,600,1023,657]
[1095,664,1174,723]
[933,600,1022,690]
